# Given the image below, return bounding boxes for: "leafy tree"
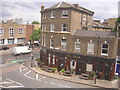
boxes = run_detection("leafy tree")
[32,21,40,24]
[113,16,120,31]
[30,28,41,41]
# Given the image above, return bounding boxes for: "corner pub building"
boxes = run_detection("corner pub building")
[40,2,118,80]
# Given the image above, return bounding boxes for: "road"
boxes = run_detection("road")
[1,62,101,88]
[1,48,40,64]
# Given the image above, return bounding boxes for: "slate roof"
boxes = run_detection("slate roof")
[45,2,94,15]
[74,30,116,38]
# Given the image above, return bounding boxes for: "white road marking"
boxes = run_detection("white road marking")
[50,82,55,85]
[57,84,64,87]
[0,82,12,84]
[24,70,31,76]
[36,74,39,80]
[64,86,71,88]
[20,62,25,72]
[25,75,34,80]
[0,85,6,88]
[6,78,23,86]
[6,86,24,88]
[22,68,28,71]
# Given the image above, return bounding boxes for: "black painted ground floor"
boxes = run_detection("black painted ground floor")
[40,48,116,80]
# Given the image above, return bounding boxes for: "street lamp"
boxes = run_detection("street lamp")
[94,34,100,84]
[31,52,34,67]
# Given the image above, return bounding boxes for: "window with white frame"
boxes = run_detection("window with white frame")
[50,38,54,48]
[87,42,94,54]
[19,28,23,34]
[62,24,67,32]
[48,54,51,64]
[61,39,66,50]
[8,39,14,44]
[9,28,14,37]
[0,39,4,45]
[101,43,109,56]
[62,10,68,18]
[51,11,55,18]
[74,40,80,52]
[0,28,4,36]
[50,24,54,32]
[52,55,55,65]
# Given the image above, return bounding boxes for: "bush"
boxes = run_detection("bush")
[61,69,65,73]
[52,67,58,72]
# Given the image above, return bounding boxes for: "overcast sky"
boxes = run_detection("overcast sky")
[0,0,119,24]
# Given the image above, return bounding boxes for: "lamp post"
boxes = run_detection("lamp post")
[94,34,100,84]
[31,52,34,67]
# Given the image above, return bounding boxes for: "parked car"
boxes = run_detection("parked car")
[0,46,9,51]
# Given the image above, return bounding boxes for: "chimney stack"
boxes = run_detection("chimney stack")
[41,5,44,11]
[73,4,79,7]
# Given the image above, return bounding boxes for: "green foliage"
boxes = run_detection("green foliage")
[116,16,120,23]
[90,71,96,77]
[32,21,40,24]
[35,58,41,62]
[114,16,120,31]
[41,62,44,65]
[88,71,96,79]
[30,28,41,41]
[60,69,65,73]
[52,67,58,72]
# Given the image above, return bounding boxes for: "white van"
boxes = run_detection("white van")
[12,46,31,55]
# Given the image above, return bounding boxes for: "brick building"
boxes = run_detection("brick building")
[0,20,40,47]
[92,20,114,31]
[40,2,118,80]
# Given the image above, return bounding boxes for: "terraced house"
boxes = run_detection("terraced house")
[40,2,118,80]
[0,19,40,47]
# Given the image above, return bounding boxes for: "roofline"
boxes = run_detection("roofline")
[41,7,94,15]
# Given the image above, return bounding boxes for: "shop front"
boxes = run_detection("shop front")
[40,48,116,80]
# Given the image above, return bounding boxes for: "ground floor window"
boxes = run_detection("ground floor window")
[86,64,93,72]
[0,39,4,45]
[17,38,24,44]
[8,39,14,44]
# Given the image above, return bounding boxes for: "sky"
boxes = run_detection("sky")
[0,0,120,24]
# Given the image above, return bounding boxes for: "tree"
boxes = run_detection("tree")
[113,16,120,31]
[32,21,40,24]
[30,28,41,41]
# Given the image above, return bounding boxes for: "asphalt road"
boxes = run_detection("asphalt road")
[1,48,40,64]
[1,62,101,88]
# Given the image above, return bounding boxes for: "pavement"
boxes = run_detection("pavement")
[30,66,119,89]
